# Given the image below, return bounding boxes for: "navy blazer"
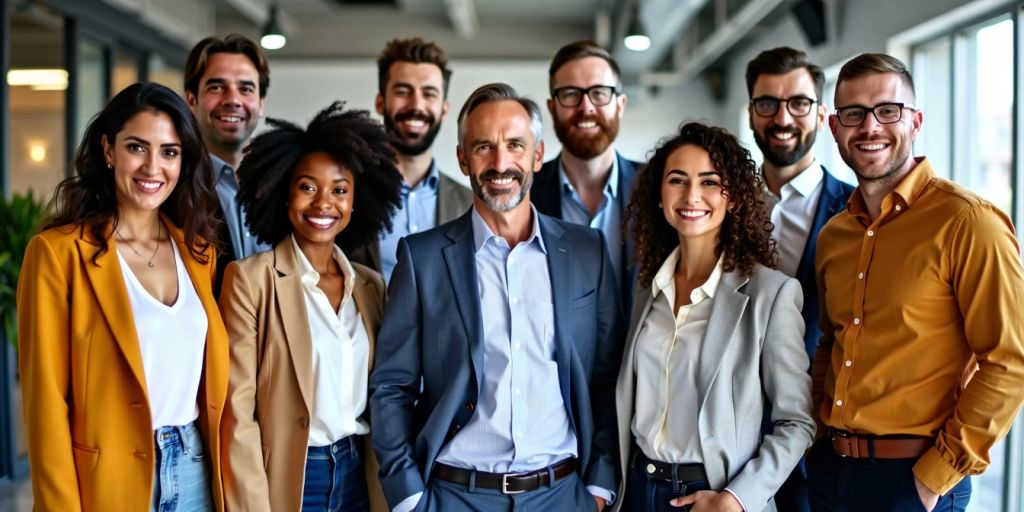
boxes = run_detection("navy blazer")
[531,152,641,297]
[368,209,625,508]
[796,168,854,367]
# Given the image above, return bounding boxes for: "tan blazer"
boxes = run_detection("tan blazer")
[219,239,388,512]
[17,220,228,512]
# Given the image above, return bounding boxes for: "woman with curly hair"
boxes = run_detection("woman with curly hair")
[17,82,227,511]
[612,122,814,512]
[218,102,402,512]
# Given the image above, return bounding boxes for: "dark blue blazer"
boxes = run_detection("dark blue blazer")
[796,168,854,367]
[368,209,625,508]
[531,152,642,297]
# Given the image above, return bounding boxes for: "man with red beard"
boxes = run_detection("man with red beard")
[349,38,472,282]
[809,53,1024,512]
[184,34,272,292]
[745,47,853,512]
[532,40,640,296]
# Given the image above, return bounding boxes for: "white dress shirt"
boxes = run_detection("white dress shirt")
[765,162,823,277]
[632,248,722,464]
[291,235,371,447]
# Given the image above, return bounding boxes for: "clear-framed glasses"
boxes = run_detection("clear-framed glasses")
[834,102,918,127]
[551,85,618,108]
[750,96,817,117]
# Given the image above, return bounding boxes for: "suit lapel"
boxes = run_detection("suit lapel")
[273,240,315,413]
[540,216,573,405]
[795,169,849,284]
[443,216,485,386]
[351,270,379,372]
[78,235,148,393]
[697,270,748,409]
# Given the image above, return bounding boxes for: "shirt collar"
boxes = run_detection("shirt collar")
[786,160,823,197]
[406,161,441,192]
[651,247,724,303]
[847,156,932,217]
[290,234,356,299]
[470,204,547,254]
[209,154,234,178]
[558,153,620,199]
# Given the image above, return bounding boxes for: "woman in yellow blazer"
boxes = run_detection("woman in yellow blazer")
[17,82,228,511]
[219,103,401,512]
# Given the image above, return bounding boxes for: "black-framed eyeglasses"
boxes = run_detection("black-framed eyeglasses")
[750,96,817,117]
[833,102,918,127]
[551,85,618,108]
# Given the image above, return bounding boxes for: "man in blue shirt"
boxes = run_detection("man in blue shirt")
[349,38,472,281]
[183,34,272,293]
[370,83,624,512]
[532,40,641,296]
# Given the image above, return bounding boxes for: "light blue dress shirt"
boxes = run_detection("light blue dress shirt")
[378,162,440,282]
[211,155,271,259]
[557,158,623,285]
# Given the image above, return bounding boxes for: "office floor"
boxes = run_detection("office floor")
[0,476,31,511]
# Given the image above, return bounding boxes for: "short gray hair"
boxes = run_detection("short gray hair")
[457,83,543,145]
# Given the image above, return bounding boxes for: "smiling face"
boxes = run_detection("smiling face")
[376,61,449,156]
[548,56,625,160]
[186,52,265,158]
[103,109,182,218]
[660,144,730,245]
[749,68,824,170]
[457,100,544,214]
[287,152,355,249]
[829,72,922,185]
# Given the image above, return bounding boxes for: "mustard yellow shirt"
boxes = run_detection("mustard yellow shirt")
[812,157,1024,495]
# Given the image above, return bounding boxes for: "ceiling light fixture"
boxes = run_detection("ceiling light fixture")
[7,69,69,90]
[260,4,286,50]
[624,3,650,52]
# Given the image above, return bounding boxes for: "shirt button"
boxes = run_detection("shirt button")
[845,360,853,367]
[410,224,419,232]
[516,432,523,438]
[836,399,844,406]
[867,230,875,237]
[853,317,861,325]
[511,297,519,305]
[857,272,864,280]
[514,342,522,349]
[513,388,521,395]
[895,205,902,212]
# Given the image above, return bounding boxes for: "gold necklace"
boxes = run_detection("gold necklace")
[116,223,162,268]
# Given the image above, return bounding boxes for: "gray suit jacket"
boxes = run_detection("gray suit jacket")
[613,264,815,512]
[349,172,473,271]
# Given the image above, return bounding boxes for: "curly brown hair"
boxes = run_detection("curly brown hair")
[625,122,777,286]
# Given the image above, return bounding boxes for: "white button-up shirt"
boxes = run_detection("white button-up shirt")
[765,162,824,277]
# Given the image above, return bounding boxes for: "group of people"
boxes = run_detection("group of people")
[14,30,1024,512]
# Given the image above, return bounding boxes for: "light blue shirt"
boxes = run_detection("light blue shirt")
[379,162,440,282]
[211,155,271,259]
[558,157,623,284]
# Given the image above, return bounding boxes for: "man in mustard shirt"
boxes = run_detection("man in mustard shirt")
[809,53,1024,511]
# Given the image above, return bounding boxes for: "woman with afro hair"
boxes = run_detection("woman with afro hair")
[611,122,815,512]
[219,102,402,512]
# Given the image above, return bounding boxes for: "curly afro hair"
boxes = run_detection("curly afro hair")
[236,101,403,252]
[625,121,777,286]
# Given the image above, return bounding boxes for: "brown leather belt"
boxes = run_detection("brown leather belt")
[432,458,576,495]
[830,429,933,459]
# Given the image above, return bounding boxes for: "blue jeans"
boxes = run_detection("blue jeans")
[807,437,972,512]
[623,451,711,512]
[302,435,368,512]
[151,420,214,512]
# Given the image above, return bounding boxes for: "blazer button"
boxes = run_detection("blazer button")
[299,417,309,429]
[465,402,475,412]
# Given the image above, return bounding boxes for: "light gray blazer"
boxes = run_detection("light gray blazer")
[613,264,815,512]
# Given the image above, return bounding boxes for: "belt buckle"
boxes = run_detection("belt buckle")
[501,473,526,495]
[831,429,850,458]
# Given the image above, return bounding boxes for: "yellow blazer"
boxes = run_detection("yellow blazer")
[219,239,387,512]
[16,220,229,511]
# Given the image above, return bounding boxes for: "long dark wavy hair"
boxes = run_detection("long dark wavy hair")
[236,102,403,252]
[45,82,219,263]
[625,122,777,286]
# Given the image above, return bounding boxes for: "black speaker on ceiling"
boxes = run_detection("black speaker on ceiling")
[791,0,827,47]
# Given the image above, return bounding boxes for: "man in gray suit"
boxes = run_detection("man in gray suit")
[370,83,624,512]
[350,37,473,281]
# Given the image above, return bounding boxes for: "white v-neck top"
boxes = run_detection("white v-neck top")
[117,240,207,429]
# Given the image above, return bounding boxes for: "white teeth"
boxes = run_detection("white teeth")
[576,121,597,128]
[773,132,794,140]
[137,180,161,191]
[491,178,513,185]
[218,116,241,123]
[403,120,426,127]
[679,210,708,218]
[306,216,335,227]
[858,143,886,150]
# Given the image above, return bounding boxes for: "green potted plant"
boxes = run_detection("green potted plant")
[0,190,51,350]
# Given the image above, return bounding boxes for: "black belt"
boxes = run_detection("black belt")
[632,451,708,484]
[432,458,576,495]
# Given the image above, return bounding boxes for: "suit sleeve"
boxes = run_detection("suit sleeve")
[218,261,272,512]
[16,235,82,511]
[369,237,427,508]
[811,243,835,438]
[726,278,816,509]
[585,230,626,492]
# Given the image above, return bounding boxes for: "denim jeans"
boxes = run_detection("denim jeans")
[623,450,711,512]
[151,420,214,512]
[302,435,368,512]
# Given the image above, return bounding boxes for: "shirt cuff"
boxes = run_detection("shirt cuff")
[723,488,746,511]
[392,492,422,512]
[587,485,615,505]
[913,447,965,496]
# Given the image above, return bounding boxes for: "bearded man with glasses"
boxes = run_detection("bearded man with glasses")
[532,40,641,298]
[809,53,1024,512]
